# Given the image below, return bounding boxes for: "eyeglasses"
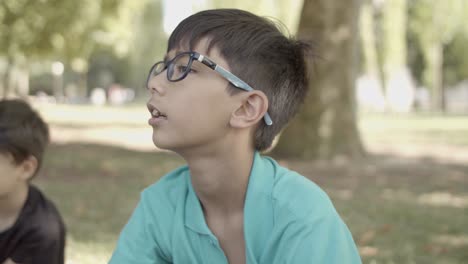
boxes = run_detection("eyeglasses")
[146,51,273,126]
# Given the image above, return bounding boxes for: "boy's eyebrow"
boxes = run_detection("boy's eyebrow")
[164,50,191,63]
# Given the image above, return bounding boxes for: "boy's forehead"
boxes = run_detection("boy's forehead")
[166,37,221,59]
[165,38,231,70]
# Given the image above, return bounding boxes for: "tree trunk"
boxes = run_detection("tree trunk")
[16,63,30,98]
[273,0,365,159]
[2,56,14,98]
[382,0,415,112]
[358,0,386,112]
[425,41,444,112]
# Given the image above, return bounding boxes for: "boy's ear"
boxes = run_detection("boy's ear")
[18,155,38,181]
[230,91,269,128]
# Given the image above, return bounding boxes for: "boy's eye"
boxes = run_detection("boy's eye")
[177,65,188,72]
[176,65,195,74]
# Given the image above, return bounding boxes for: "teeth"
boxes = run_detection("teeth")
[152,109,167,118]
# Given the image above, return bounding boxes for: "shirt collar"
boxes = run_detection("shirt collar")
[185,175,212,235]
[184,152,276,256]
[243,152,275,262]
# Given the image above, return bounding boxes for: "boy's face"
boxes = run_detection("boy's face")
[0,153,25,197]
[147,39,243,153]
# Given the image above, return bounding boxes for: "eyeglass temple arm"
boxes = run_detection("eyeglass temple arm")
[197,55,273,126]
[216,66,273,126]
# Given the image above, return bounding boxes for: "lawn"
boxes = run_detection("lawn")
[31,103,468,264]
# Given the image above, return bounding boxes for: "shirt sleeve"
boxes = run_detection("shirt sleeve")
[278,210,362,264]
[31,227,65,264]
[109,193,170,264]
[11,219,66,264]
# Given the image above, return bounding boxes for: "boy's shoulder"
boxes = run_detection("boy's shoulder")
[2,186,65,254]
[266,157,337,221]
[141,165,190,205]
[26,186,65,240]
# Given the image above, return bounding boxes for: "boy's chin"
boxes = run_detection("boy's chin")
[152,135,176,151]
[152,138,169,150]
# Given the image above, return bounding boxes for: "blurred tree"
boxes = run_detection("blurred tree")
[273,0,365,159]
[208,0,304,34]
[380,0,415,112]
[0,0,145,98]
[360,0,380,82]
[443,34,468,87]
[128,0,166,94]
[85,0,166,96]
[358,0,386,112]
[409,0,468,111]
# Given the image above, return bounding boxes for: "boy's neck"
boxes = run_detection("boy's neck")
[0,183,29,232]
[183,146,255,218]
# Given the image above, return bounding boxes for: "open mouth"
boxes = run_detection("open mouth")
[151,109,167,118]
[147,103,167,118]
[147,104,167,126]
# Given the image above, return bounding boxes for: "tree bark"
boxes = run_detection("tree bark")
[273,0,365,159]
[16,63,30,98]
[382,0,415,112]
[425,41,444,111]
[358,0,386,112]
[2,56,14,98]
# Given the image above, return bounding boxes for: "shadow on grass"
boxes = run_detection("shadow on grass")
[273,152,468,263]
[34,143,184,260]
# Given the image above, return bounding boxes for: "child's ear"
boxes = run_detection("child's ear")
[18,155,38,180]
[230,91,269,128]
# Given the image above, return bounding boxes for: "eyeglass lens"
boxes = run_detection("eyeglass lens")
[147,53,193,88]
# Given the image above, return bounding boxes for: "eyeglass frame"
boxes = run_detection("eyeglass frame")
[146,51,273,126]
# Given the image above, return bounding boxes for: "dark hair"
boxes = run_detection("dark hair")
[168,9,312,151]
[0,99,49,178]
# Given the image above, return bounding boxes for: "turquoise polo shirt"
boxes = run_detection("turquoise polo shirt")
[109,152,361,263]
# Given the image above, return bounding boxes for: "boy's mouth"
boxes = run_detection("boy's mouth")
[151,109,167,118]
[147,103,167,119]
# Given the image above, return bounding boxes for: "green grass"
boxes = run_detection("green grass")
[360,113,468,146]
[35,143,184,263]
[31,104,468,263]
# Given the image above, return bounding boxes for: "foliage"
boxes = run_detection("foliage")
[409,0,466,46]
[0,0,145,63]
[127,0,166,92]
[408,0,468,90]
[443,35,468,86]
[208,0,304,34]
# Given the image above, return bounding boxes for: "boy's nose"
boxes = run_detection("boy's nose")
[147,76,167,96]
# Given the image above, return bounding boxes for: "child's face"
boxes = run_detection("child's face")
[146,40,243,153]
[0,153,24,197]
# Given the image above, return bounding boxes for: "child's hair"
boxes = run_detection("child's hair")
[168,9,312,151]
[0,99,49,178]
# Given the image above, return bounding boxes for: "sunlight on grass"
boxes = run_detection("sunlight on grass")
[359,246,379,257]
[360,113,468,146]
[418,192,468,208]
[51,126,154,151]
[66,237,114,264]
[34,102,148,127]
[433,235,468,247]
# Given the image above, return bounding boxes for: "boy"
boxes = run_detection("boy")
[110,9,361,264]
[0,99,66,264]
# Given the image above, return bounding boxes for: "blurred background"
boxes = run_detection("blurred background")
[1,0,467,263]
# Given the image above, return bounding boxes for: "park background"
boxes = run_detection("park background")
[1,0,468,263]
